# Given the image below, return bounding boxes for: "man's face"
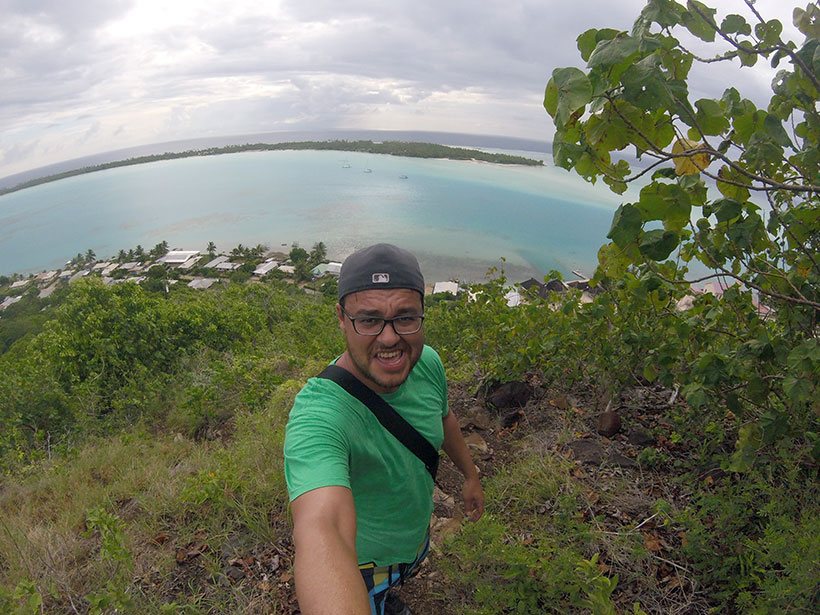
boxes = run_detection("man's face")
[336,288,424,393]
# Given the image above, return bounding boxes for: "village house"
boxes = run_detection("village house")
[311,261,342,278]
[0,295,23,310]
[36,270,59,281]
[204,256,242,271]
[188,277,218,290]
[159,250,201,269]
[253,261,279,277]
[432,281,460,296]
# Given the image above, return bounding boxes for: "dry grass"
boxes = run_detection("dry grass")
[0,378,302,612]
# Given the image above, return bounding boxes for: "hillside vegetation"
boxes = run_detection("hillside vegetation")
[0,1,817,613]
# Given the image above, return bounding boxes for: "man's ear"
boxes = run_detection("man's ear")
[335,303,345,330]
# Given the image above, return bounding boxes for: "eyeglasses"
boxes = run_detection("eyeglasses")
[341,307,425,336]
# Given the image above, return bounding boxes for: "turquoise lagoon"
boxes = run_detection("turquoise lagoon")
[0,150,625,282]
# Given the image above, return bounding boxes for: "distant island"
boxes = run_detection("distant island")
[0,140,544,196]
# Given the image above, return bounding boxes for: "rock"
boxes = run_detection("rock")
[433,486,455,517]
[628,429,655,447]
[220,534,246,559]
[458,405,493,431]
[567,439,605,465]
[464,432,489,455]
[487,381,533,410]
[606,452,638,468]
[500,409,524,429]
[596,411,622,437]
[549,394,570,411]
[224,565,246,583]
[431,514,463,544]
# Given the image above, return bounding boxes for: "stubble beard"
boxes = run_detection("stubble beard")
[349,342,420,393]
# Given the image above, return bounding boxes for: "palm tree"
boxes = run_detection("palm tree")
[85,248,96,263]
[206,241,217,257]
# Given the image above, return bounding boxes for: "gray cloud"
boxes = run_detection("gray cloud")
[0,0,803,179]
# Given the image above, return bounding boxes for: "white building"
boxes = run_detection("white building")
[311,261,342,277]
[188,277,218,290]
[277,264,296,275]
[36,270,59,281]
[0,295,23,310]
[204,256,229,268]
[10,279,29,289]
[432,281,460,296]
[39,282,60,299]
[254,261,279,276]
[159,250,201,269]
[69,270,90,283]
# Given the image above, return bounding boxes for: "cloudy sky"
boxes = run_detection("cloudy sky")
[0,0,804,179]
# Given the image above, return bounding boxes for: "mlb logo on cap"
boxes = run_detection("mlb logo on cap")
[372,273,390,283]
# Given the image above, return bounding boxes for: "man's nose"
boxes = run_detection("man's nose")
[377,320,402,342]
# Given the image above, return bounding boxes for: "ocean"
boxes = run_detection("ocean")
[0,148,624,282]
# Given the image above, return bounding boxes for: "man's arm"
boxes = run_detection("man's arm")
[291,486,371,615]
[441,410,485,521]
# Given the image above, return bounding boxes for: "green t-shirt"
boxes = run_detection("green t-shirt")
[284,345,448,566]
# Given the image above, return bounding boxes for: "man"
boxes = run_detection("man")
[284,243,484,615]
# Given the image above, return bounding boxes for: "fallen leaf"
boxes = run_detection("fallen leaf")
[279,572,293,584]
[152,532,170,545]
[643,532,663,552]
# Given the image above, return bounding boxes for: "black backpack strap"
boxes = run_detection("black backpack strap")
[317,364,439,480]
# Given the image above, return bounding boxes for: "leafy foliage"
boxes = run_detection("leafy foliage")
[541,1,819,610]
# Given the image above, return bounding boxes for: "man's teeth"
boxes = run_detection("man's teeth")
[377,350,402,360]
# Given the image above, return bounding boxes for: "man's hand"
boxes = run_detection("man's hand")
[442,411,485,522]
[462,474,485,522]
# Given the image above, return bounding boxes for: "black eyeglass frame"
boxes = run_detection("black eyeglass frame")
[340,306,425,336]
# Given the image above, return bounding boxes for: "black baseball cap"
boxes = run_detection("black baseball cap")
[338,243,425,301]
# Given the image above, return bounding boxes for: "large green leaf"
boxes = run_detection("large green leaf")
[588,35,640,71]
[577,28,621,62]
[682,0,717,42]
[585,113,630,151]
[622,57,670,111]
[794,4,820,39]
[716,165,751,201]
[755,19,783,46]
[694,98,730,135]
[544,67,593,127]
[712,198,743,223]
[763,114,794,147]
[639,229,679,260]
[637,183,692,230]
[607,203,642,247]
[721,14,751,35]
[640,0,684,28]
[552,137,585,171]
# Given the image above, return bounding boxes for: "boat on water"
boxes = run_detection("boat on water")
[342,163,351,168]
[399,174,408,179]
[364,168,372,173]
